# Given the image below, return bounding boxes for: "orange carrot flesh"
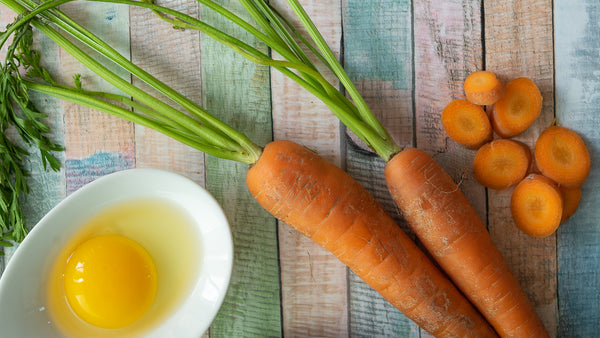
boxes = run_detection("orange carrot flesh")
[385,148,548,337]
[560,185,582,224]
[491,77,542,138]
[511,174,563,238]
[463,70,505,105]
[441,99,493,149]
[473,139,531,190]
[247,140,497,337]
[534,125,591,187]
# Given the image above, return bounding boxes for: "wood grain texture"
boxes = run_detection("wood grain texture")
[412,2,482,337]
[269,1,347,336]
[484,1,557,336]
[129,0,206,185]
[200,1,281,336]
[342,0,417,336]
[555,0,600,335]
[59,2,135,191]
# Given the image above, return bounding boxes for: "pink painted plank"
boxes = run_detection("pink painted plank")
[129,0,206,186]
[269,1,348,336]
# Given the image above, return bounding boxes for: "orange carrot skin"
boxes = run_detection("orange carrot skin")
[385,147,548,338]
[247,140,496,337]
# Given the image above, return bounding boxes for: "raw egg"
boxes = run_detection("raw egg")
[0,169,233,337]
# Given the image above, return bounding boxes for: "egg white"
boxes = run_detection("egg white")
[46,197,202,337]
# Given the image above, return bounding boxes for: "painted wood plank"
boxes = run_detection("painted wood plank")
[342,0,418,336]
[555,0,600,335]
[484,1,557,336]
[58,3,135,194]
[200,1,281,336]
[413,2,482,337]
[268,1,347,336]
[129,0,206,185]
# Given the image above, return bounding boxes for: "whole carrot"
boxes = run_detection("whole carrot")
[247,140,496,337]
[385,148,548,337]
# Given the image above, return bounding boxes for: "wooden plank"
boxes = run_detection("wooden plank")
[200,1,281,336]
[58,3,135,194]
[484,1,557,336]
[413,1,482,337]
[268,1,347,336]
[342,0,417,336]
[129,0,206,185]
[555,0,600,335]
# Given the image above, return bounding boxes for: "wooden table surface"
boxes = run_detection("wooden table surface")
[1,0,598,337]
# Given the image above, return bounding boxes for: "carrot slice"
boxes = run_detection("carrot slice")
[463,70,505,105]
[560,185,582,224]
[473,139,531,190]
[441,99,492,149]
[490,77,542,138]
[511,174,563,238]
[534,125,591,187]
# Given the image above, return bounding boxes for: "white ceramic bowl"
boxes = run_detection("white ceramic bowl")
[0,168,233,337]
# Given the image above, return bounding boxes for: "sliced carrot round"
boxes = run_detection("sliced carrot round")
[441,99,492,149]
[491,77,542,138]
[473,139,531,190]
[534,126,591,187]
[463,70,505,105]
[511,174,563,238]
[560,186,582,223]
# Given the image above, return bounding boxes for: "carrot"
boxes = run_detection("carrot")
[386,148,548,337]
[511,174,563,238]
[463,70,505,105]
[560,185,582,224]
[534,125,591,187]
[247,140,496,337]
[441,99,492,149]
[473,139,531,190]
[490,77,542,138]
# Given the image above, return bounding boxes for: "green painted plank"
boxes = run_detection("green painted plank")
[343,0,416,335]
[555,0,600,335]
[201,1,281,336]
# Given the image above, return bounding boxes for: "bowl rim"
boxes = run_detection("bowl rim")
[0,168,234,337]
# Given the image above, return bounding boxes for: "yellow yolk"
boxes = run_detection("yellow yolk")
[63,235,158,329]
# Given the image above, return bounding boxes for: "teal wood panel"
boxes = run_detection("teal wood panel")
[555,0,600,335]
[201,1,281,336]
[343,0,417,336]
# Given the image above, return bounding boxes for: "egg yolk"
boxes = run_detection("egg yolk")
[63,235,158,329]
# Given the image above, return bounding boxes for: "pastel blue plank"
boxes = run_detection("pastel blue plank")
[65,152,134,194]
[343,0,417,336]
[200,1,281,336]
[555,0,600,335]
